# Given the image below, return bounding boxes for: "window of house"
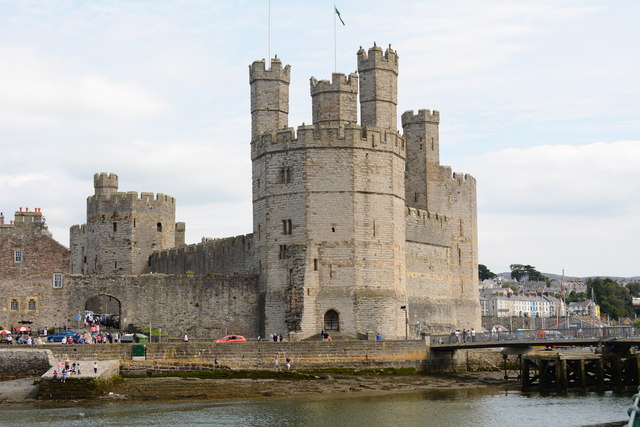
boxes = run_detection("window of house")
[53,273,63,288]
[28,299,36,310]
[10,299,18,311]
[278,245,288,259]
[282,219,292,235]
[14,250,23,262]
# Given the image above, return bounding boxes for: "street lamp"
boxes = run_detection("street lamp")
[400,305,408,340]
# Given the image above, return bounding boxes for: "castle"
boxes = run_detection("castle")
[1,44,480,339]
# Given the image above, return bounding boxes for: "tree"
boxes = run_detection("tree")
[588,277,634,320]
[627,282,640,298]
[510,263,546,282]
[478,264,496,281]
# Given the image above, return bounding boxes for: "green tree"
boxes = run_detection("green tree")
[510,264,546,282]
[588,277,634,320]
[627,282,640,298]
[478,264,496,281]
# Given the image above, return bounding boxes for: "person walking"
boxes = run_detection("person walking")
[93,362,98,374]
[184,334,189,343]
[285,357,291,371]
[275,358,280,371]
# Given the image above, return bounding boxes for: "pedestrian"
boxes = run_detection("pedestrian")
[77,363,81,375]
[278,334,283,342]
[471,328,476,342]
[52,370,58,381]
[285,357,291,371]
[376,332,382,341]
[65,358,70,370]
[454,330,460,343]
[257,335,262,342]
[184,334,189,343]
[275,358,279,371]
[462,329,467,343]
[214,356,219,365]
[61,336,67,344]
[93,362,98,374]
[57,360,62,372]
[61,369,67,383]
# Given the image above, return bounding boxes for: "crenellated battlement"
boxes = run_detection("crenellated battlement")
[249,58,291,83]
[441,167,476,186]
[357,44,399,73]
[94,172,119,195]
[251,123,406,159]
[401,109,440,125]
[309,73,358,95]
[405,206,448,224]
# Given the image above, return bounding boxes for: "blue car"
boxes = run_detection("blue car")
[47,331,80,342]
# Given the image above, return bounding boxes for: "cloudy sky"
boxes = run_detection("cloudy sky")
[1,1,638,277]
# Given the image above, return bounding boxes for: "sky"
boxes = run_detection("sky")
[0,0,638,278]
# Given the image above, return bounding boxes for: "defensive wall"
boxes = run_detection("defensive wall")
[148,234,255,275]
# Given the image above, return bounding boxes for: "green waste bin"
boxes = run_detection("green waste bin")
[132,344,146,360]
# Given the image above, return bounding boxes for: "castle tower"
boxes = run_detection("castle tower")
[70,172,180,275]
[310,73,358,126]
[249,58,291,140]
[357,44,398,131]
[94,172,118,196]
[402,109,444,212]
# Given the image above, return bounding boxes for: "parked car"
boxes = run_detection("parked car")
[47,331,80,342]
[213,334,247,343]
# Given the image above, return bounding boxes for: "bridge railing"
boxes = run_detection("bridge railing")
[431,326,639,345]
[628,386,640,427]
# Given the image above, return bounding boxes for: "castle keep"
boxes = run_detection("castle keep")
[2,44,480,339]
[150,44,481,339]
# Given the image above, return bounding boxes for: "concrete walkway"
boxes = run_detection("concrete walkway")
[41,360,120,381]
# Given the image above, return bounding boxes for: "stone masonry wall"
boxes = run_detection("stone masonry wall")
[147,234,255,275]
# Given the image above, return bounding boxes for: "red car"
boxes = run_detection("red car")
[213,334,247,343]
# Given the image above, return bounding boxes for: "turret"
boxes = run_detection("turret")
[357,44,399,131]
[402,109,442,211]
[94,172,118,196]
[249,57,291,140]
[310,72,358,126]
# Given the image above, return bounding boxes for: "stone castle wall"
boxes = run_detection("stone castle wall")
[148,234,255,275]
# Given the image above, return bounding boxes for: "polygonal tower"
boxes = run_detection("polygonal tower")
[70,173,184,275]
[251,45,408,339]
[357,44,399,131]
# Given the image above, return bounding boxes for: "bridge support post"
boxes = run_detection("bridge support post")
[555,358,567,393]
[577,359,586,389]
[596,358,605,391]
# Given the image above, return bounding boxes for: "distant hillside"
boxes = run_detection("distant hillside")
[498,272,640,281]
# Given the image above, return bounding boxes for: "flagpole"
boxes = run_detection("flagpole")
[333,0,337,72]
[268,0,271,68]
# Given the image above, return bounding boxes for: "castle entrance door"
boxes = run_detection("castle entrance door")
[85,294,121,329]
[324,310,340,331]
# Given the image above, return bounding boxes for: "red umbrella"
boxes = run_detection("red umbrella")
[0,329,11,334]
[15,326,30,332]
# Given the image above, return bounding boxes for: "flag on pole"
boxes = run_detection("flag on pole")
[335,7,345,25]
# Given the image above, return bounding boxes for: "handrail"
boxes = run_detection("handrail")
[628,386,640,427]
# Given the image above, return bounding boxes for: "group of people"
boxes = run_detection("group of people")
[449,328,477,343]
[274,356,292,371]
[51,359,99,383]
[258,333,284,342]
[3,334,44,345]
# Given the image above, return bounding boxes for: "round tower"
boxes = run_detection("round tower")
[310,72,358,127]
[249,57,291,140]
[94,172,118,195]
[357,44,399,131]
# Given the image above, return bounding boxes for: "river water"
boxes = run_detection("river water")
[0,387,630,426]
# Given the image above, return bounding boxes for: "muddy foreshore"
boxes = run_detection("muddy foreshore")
[0,370,508,405]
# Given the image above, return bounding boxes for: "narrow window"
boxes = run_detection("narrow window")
[279,168,286,184]
[431,137,435,150]
[157,222,163,232]
[331,227,335,233]
[14,250,23,262]
[114,261,117,269]
[420,143,423,150]
[458,247,462,266]
[133,218,136,227]
[279,245,288,259]
[373,221,376,237]
[314,259,318,271]
[113,222,117,232]
[10,299,18,311]
[53,273,63,288]
[414,192,418,202]
[282,219,292,235]
[258,224,261,240]
[257,178,261,188]
[286,168,292,183]
[83,256,87,264]
[28,299,36,310]
[329,264,334,278]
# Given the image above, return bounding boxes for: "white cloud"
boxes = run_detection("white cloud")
[458,140,640,276]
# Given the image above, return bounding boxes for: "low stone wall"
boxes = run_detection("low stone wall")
[0,348,55,380]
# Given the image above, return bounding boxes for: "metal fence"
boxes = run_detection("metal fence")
[432,326,639,345]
